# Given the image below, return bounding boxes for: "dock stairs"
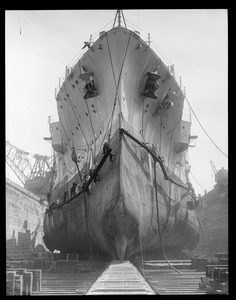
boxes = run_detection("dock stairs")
[7,259,207,295]
[32,273,84,295]
[139,260,206,295]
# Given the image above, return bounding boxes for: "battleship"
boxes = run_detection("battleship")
[43,10,200,261]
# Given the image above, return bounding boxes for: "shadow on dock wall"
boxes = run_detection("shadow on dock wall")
[6,220,47,260]
[6,179,48,260]
[186,183,228,258]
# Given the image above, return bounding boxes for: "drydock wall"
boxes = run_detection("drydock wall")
[196,182,228,256]
[6,178,48,259]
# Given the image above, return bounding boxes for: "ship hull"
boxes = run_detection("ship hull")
[43,24,200,260]
[43,127,199,260]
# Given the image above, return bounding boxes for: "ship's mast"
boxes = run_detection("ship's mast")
[113,10,127,28]
[118,10,121,27]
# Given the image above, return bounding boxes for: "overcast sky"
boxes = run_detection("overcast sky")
[6,9,228,195]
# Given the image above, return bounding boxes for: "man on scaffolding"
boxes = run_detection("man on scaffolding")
[102,141,114,162]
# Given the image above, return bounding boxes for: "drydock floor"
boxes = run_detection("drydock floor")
[30,260,206,295]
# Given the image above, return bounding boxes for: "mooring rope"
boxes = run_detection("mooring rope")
[153,160,181,273]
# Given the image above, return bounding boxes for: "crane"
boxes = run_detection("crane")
[210,161,228,185]
[210,160,217,177]
[6,141,31,185]
[6,141,54,199]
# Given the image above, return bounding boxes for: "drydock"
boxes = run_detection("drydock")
[6,10,228,295]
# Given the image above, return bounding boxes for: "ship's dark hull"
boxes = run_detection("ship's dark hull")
[43,128,199,260]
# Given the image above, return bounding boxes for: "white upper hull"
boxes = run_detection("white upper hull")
[54,27,186,191]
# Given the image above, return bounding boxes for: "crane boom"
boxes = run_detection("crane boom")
[6,141,54,198]
[6,141,31,185]
[210,160,218,176]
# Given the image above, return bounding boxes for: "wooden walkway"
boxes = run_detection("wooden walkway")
[86,261,155,295]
